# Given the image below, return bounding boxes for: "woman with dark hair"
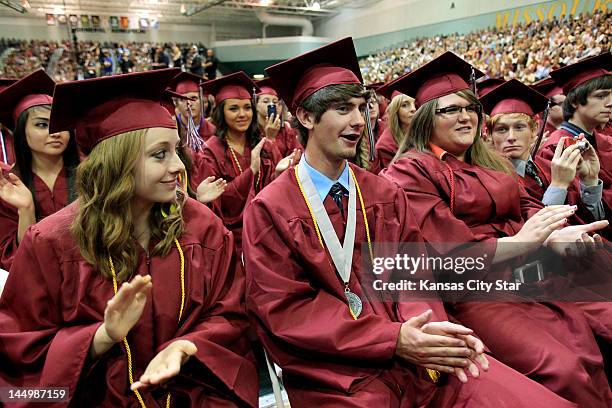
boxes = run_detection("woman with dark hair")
[254,77,302,157]
[375,90,416,169]
[199,72,297,253]
[0,69,79,270]
[381,52,611,407]
[0,69,258,407]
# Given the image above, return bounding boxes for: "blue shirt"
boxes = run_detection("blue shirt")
[302,157,350,202]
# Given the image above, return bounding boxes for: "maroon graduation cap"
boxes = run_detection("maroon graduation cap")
[0,78,17,92]
[170,71,205,95]
[476,77,505,97]
[376,77,408,100]
[379,52,485,108]
[531,77,564,98]
[264,37,363,112]
[0,69,55,130]
[200,71,259,105]
[255,77,278,97]
[480,79,549,117]
[49,68,181,154]
[550,52,611,95]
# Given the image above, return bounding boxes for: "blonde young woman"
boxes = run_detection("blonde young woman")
[381,52,610,407]
[0,69,258,407]
[375,92,416,169]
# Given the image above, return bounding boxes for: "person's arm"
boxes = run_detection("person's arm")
[0,228,101,403]
[579,179,605,220]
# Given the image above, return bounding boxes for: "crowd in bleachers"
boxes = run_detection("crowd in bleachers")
[359,10,611,84]
[0,39,208,81]
[1,10,610,85]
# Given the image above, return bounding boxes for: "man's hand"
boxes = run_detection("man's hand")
[396,310,476,380]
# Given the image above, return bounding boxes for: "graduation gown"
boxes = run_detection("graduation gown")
[242,163,577,408]
[198,135,281,253]
[0,198,258,407]
[260,123,302,158]
[381,151,611,407]
[0,167,72,271]
[375,127,399,170]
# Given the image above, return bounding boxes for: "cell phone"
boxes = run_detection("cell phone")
[267,104,277,122]
[563,135,588,152]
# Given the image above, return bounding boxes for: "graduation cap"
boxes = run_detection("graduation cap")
[531,77,563,98]
[480,79,549,117]
[476,77,505,97]
[49,68,181,154]
[0,69,55,130]
[550,52,611,95]
[380,52,485,108]
[376,78,407,100]
[265,37,363,112]
[200,71,259,105]
[265,37,377,160]
[254,77,278,97]
[0,78,17,92]
[480,79,551,157]
[170,71,204,95]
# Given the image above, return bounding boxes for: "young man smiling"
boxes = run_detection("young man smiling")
[241,38,577,407]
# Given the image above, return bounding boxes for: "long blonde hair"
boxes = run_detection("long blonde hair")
[386,94,412,146]
[394,90,514,175]
[71,129,185,282]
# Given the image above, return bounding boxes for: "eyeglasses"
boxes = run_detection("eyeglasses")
[435,104,482,117]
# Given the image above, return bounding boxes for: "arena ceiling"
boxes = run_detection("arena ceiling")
[1,0,382,25]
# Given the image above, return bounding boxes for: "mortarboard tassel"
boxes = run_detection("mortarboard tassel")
[470,66,477,95]
[0,129,7,165]
[531,100,551,158]
[185,101,205,153]
[198,84,205,124]
[364,90,376,161]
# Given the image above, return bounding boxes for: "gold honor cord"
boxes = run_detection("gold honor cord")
[109,238,186,408]
[294,166,439,383]
[228,144,261,189]
[294,164,372,321]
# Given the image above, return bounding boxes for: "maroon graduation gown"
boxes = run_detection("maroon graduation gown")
[198,136,281,253]
[514,158,612,342]
[0,167,71,271]
[0,198,258,407]
[381,151,611,407]
[260,123,302,158]
[242,163,576,407]
[375,127,399,170]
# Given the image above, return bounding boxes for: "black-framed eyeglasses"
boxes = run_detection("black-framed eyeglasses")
[435,104,482,116]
